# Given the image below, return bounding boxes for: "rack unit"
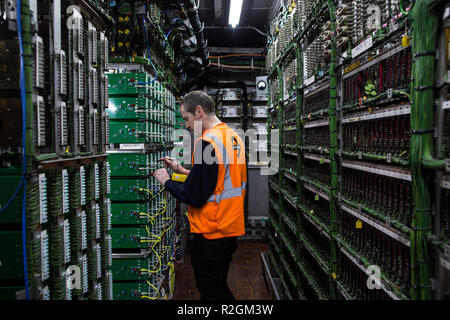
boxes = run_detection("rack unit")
[266,0,450,300]
[0,0,111,300]
[106,69,177,301]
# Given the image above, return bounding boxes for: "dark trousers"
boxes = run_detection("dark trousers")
[190,233,237,300]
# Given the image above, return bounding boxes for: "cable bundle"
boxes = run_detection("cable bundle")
[49,268,66,300]
[26,175,40,232]
[69,168,81,211]
[47,170,63,218]
[304,86,330,115]
[304,125,330,149]
[341,167,412,226]
[303,158,331,187]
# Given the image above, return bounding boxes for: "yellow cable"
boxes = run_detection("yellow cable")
[145,225,160,238]
[146,280,161,300]
[140,213,155,223]
[139,188,154,196]
[150,245,162,274]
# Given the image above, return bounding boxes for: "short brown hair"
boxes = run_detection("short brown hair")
[180,90,215,115]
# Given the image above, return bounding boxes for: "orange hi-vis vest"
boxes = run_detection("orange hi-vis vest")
[188,123,247,240]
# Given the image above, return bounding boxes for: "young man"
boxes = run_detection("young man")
[152,90,247,300]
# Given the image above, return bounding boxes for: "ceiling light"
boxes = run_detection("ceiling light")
[228,0,243,28]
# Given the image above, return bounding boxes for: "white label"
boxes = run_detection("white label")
[304,75,315,87]
[352,36,373,58]
[119,143,145,150]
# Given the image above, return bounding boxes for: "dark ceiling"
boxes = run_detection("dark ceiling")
[198,0,274,50]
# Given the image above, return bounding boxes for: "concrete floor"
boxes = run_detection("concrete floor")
[173,240,271,300]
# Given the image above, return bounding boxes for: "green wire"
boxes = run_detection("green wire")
[399,0,411,16]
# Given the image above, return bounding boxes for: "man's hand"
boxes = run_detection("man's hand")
[153,168,170,186]
[160,156,179,171]
[159,156,190,175]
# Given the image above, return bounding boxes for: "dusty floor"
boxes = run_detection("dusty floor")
[173,240,271,300]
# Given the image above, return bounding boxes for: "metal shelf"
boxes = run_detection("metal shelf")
[282,214,297,235]
[340,203,410,247]
[283,150,298,157]
[298,204,330,240]
[337,241,405,300]
[342,159,411,181]
[342,104,410,123]
[282,171,297,183]
[304,153,330,164]
[296,260,329,300]
[284,125,297,131]
[300,175,331,195]
[301,145,330,155]
[336,280,353,300]
[303,183,330,201]
[343,43,410,79]
[300,234,330,276]
[303,119,329,129]
[304,79,330,97]
[282,193,297,210]
[279,255,298,298]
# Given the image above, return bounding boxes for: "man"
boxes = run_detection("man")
[152,90,247,300]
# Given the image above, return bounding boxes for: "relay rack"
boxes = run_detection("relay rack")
[0,0,203,300]
[266,0,450,300]
[106,70,177,300]
[0,0,111,300]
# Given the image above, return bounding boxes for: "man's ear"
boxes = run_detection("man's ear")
[195,105,204,117]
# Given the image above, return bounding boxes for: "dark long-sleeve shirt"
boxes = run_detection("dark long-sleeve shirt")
[164,140,218,208]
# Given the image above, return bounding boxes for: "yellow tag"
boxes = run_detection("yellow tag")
[368,107,373,114]
[288,6,293,13]
[314,194,319,201]
[172,173,188,183]
[356,220,363,229]
[291,1,296,7]
[275,27,279,33]
[65,146,70,154]
[288,125,292,130]
[320,158,324,164]
[118,17,124,22]
[332,273,337,280]
[402,35,410,47]
[276,105,279,109]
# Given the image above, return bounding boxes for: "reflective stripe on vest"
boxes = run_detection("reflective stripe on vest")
[207,181,247,203]
[204,131,233,191]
